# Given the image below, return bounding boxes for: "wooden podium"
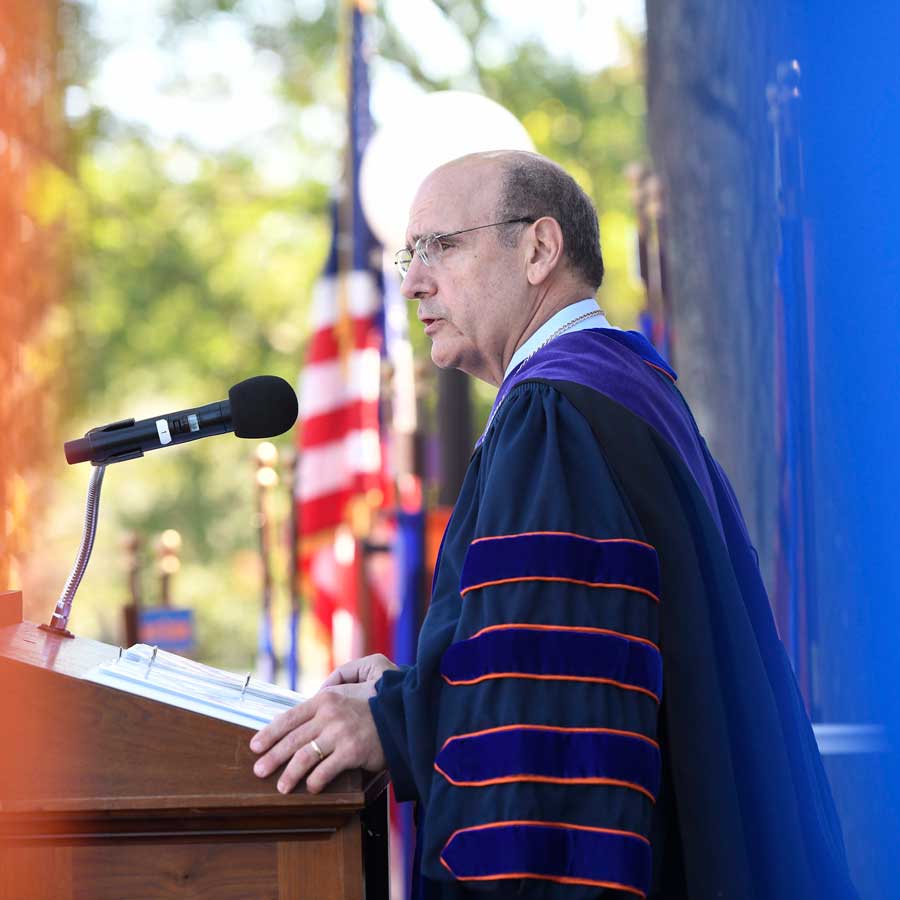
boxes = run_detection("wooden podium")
[0,591,389,900]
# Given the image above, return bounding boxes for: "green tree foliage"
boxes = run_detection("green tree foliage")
[70,143,328,406]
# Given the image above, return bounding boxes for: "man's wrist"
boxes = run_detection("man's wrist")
[368,671,418,802]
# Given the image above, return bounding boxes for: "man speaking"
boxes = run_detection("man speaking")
[251,151,856,899]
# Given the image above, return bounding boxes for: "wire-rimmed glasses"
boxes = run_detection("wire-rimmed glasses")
[393,217,536,278]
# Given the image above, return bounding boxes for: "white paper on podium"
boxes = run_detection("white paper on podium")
[83,643,305,730]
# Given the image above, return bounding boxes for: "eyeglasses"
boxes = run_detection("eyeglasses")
[393,217,536,279]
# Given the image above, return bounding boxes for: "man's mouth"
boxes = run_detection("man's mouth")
[422,317,441,335]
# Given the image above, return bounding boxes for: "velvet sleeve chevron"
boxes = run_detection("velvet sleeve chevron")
[371,381,663,899]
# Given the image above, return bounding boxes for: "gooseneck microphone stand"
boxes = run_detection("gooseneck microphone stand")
[41,464,107,637]
[41,375,298,638]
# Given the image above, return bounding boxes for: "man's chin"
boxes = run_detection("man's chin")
[428,333,488,379]
[429,341,457,370]
[431,345,486,382]
[430,354,455,371]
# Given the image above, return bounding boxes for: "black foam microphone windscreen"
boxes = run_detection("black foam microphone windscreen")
[229,375,298,439]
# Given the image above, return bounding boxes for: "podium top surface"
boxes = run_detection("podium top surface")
[0,619,115,677]
[0,620,387,817]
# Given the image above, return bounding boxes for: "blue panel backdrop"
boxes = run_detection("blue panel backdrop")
[792,1,900,892]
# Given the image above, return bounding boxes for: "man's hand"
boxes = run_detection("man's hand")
[320,653,399,689]
[250,655,399,795]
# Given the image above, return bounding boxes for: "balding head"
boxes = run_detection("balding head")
[421,151,604,289]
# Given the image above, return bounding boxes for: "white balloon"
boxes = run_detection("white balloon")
[360,91,535,251]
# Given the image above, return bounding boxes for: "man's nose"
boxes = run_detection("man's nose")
[399,254,434,300]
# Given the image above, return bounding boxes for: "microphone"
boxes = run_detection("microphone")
[64,375,298,466]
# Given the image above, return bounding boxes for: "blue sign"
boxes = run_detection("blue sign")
[138,607,195,653]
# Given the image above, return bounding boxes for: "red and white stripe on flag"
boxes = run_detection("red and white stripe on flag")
[296,269,384,665]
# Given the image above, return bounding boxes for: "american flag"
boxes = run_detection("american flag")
[294,2,386,671]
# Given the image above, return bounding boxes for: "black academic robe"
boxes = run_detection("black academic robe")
[370,329,857,899]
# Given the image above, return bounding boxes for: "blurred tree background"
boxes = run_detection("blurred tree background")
[20,0,648,674]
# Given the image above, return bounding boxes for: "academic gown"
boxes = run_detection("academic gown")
[370,329,857,899]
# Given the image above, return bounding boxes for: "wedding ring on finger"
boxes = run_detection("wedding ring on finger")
[308,738,326,764]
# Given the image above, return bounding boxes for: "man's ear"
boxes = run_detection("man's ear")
[525,216,565,286]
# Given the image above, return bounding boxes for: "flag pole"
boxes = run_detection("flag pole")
[285,446,301,691]
[254,443,279,683]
